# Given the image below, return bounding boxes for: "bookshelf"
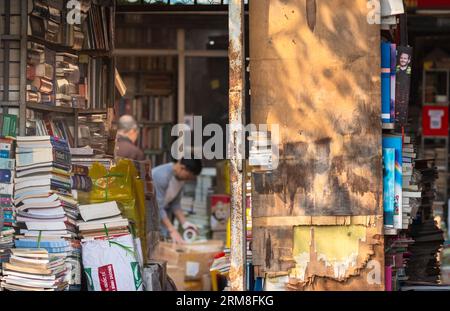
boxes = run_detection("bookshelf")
[115,53,177,166]
[420,68,450,205]
[0,0,115,155]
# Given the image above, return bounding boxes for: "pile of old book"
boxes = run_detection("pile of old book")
[0,137,16,266]
[405,218,444,284]
[55,52,83,108]
[11,136,79,290]
[77,201,129,240]
[1,248,68,291]
[0,227,14,266]
[26,42,53,105]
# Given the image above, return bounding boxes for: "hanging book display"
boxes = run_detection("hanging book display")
[379,2,446,292]
[395,46,413,125]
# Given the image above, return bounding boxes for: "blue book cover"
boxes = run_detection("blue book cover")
[0,150,10,158]
[383,148,395,227]
[381,42,391,123]
[0,169,12,183]
[382,135,402,229]
[390,43,397,123]
[14,239,69,250]
[254,277,264,291]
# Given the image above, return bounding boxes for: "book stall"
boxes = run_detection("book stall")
[0,0,450,293]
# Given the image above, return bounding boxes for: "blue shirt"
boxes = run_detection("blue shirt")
[152,163,183,237]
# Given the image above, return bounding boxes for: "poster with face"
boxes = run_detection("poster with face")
[395,46,413,125]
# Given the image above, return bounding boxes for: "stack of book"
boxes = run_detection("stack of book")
[77,201,129,240]
[26,43,53,105]
[0,227,14,265]
[0,136,16,222]
[0,137,16,266]
[210,251,230,275]
[55,53,82,108]
[28,0,62,44]
[404,159,443,285]
[63,1,90,51]
[0,248,68,291]
[380,0,405,30]
[78,114,108,157]
[405,218,444,284]
[385,235,415,291]
[70,145,112,171]
[184,168,216,240]
[402,135,420,230]
[13,136,78,290]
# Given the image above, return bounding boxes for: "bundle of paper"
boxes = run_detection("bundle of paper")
[0,248,68,291]
[77,201,129,240]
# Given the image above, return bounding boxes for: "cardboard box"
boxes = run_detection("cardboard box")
[167,264,185,291]
[154,240,223,281]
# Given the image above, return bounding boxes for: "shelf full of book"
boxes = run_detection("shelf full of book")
[115,54,177,166]
[0,0,115,156]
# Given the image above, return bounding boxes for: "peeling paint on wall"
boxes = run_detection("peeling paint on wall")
[290,225,370,281]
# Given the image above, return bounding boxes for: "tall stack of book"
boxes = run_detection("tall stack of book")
[385,157,445,290]
[184,168,216,240]
[0,137,16,267]
[1,248,69,291]
[402,159,444,286]
[26,43,54,105]
[13,136,77,291]
[402,135,420,230]
[55,53,82,108]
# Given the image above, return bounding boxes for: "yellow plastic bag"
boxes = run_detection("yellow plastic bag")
[85,160,141,234]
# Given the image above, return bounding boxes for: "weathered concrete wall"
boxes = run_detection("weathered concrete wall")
[250,0,384,290]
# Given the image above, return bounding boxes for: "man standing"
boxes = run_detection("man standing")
[152,158,202,244]
[115,115,145,161]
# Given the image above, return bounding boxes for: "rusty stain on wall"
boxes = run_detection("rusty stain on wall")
[249,0,383,290]
[306,0,317,32]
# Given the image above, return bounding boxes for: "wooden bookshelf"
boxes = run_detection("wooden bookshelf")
[1,0,116,153]
[115,51,176,165]
[26,102,75,114]
[78,108,108,115]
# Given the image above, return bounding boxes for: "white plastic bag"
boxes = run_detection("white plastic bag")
[82,234,143,291]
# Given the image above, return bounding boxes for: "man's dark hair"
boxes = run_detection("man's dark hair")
[180,158,202,176]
